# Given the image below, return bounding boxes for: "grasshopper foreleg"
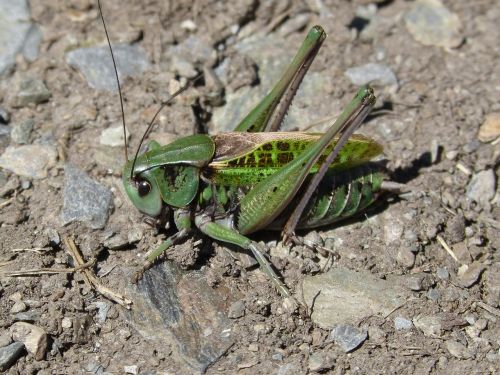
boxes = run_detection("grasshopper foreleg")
[194,213,291,298]
[133,209,192,283]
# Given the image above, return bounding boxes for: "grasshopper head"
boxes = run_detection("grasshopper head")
[122,158,164,217]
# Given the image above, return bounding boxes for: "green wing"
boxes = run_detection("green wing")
[206,132,382,186]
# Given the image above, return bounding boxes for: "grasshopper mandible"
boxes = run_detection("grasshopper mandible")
[99,2,385,297]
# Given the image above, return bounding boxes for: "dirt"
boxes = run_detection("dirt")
[0,0,499,374]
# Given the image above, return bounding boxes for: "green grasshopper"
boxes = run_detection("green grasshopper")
[99,3,385,297]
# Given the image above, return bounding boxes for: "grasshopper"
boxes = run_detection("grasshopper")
[99,3,385,297]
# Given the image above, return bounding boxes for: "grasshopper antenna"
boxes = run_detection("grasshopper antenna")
[97,0,128,162]
[129,73,203,179]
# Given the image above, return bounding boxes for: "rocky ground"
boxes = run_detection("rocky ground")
[0,0,499,374]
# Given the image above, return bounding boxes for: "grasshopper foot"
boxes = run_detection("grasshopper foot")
[283,232,336,258]
[131,260,153,284]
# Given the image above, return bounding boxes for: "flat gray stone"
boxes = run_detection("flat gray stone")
[345,62,397,87]
[0,342,25,371]
[22,24,42,62]
[167,35,216,67]
[0,145,57,179]
[302,268,408,328]
[0,0,32,75]
[61,165,113,229]
[10,118,34,144]
[330,325,367,352]
[404,0,462,49]
[125,262,235,373]
[11,78,51,107]
[65,44,149,91]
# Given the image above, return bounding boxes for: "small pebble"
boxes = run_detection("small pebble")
[12,311,39,323]
[118,329,132,340]
[413,315,442,337]
[253,324,266,334]
[272,353,283,361]
[94,302,111,324]
[277,364,298,375]
[426,288,440,301]
[308,352,328,372]
[478,112,500,142]
[45,228,61,245]
[61,317,72,329]
[465,326,480,339]
[0,342,25,371]
[445,150,458,160]
[180,19,197,32]
[466,170,496,207]
[10,301,27,314]
[404,0,462,49]
[227,301,245,319]
[0,107,10,124]
[356,3,377,20]
[170,55,198,78]
[394,316,413,330]
[10,118,34,144]
[123,364,138,375]
[445,340,473,359]
[127,227,143,244]
[99,126,130,147]
[345,62,397,87]
[248,343,258,352]
[103,234,129,250]
[0,333,12,348]
[12,78,51,107]
[400,273,434,291]
[453,241,471,264]
[10,322,48,360]
[9,292,22,302]
[464,227,474,238]
[436,267,449,280]
[458,262,485,288]
[22,24,42,62]
[397,248,416,268]
[330,325,368,353]
[464,315,476,325]
[446,215,465,244]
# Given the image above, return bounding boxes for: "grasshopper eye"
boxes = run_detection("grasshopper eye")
[137,180,151,197]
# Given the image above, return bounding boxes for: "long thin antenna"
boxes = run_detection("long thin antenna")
[129,75,202,178]
[97,0,128,162]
